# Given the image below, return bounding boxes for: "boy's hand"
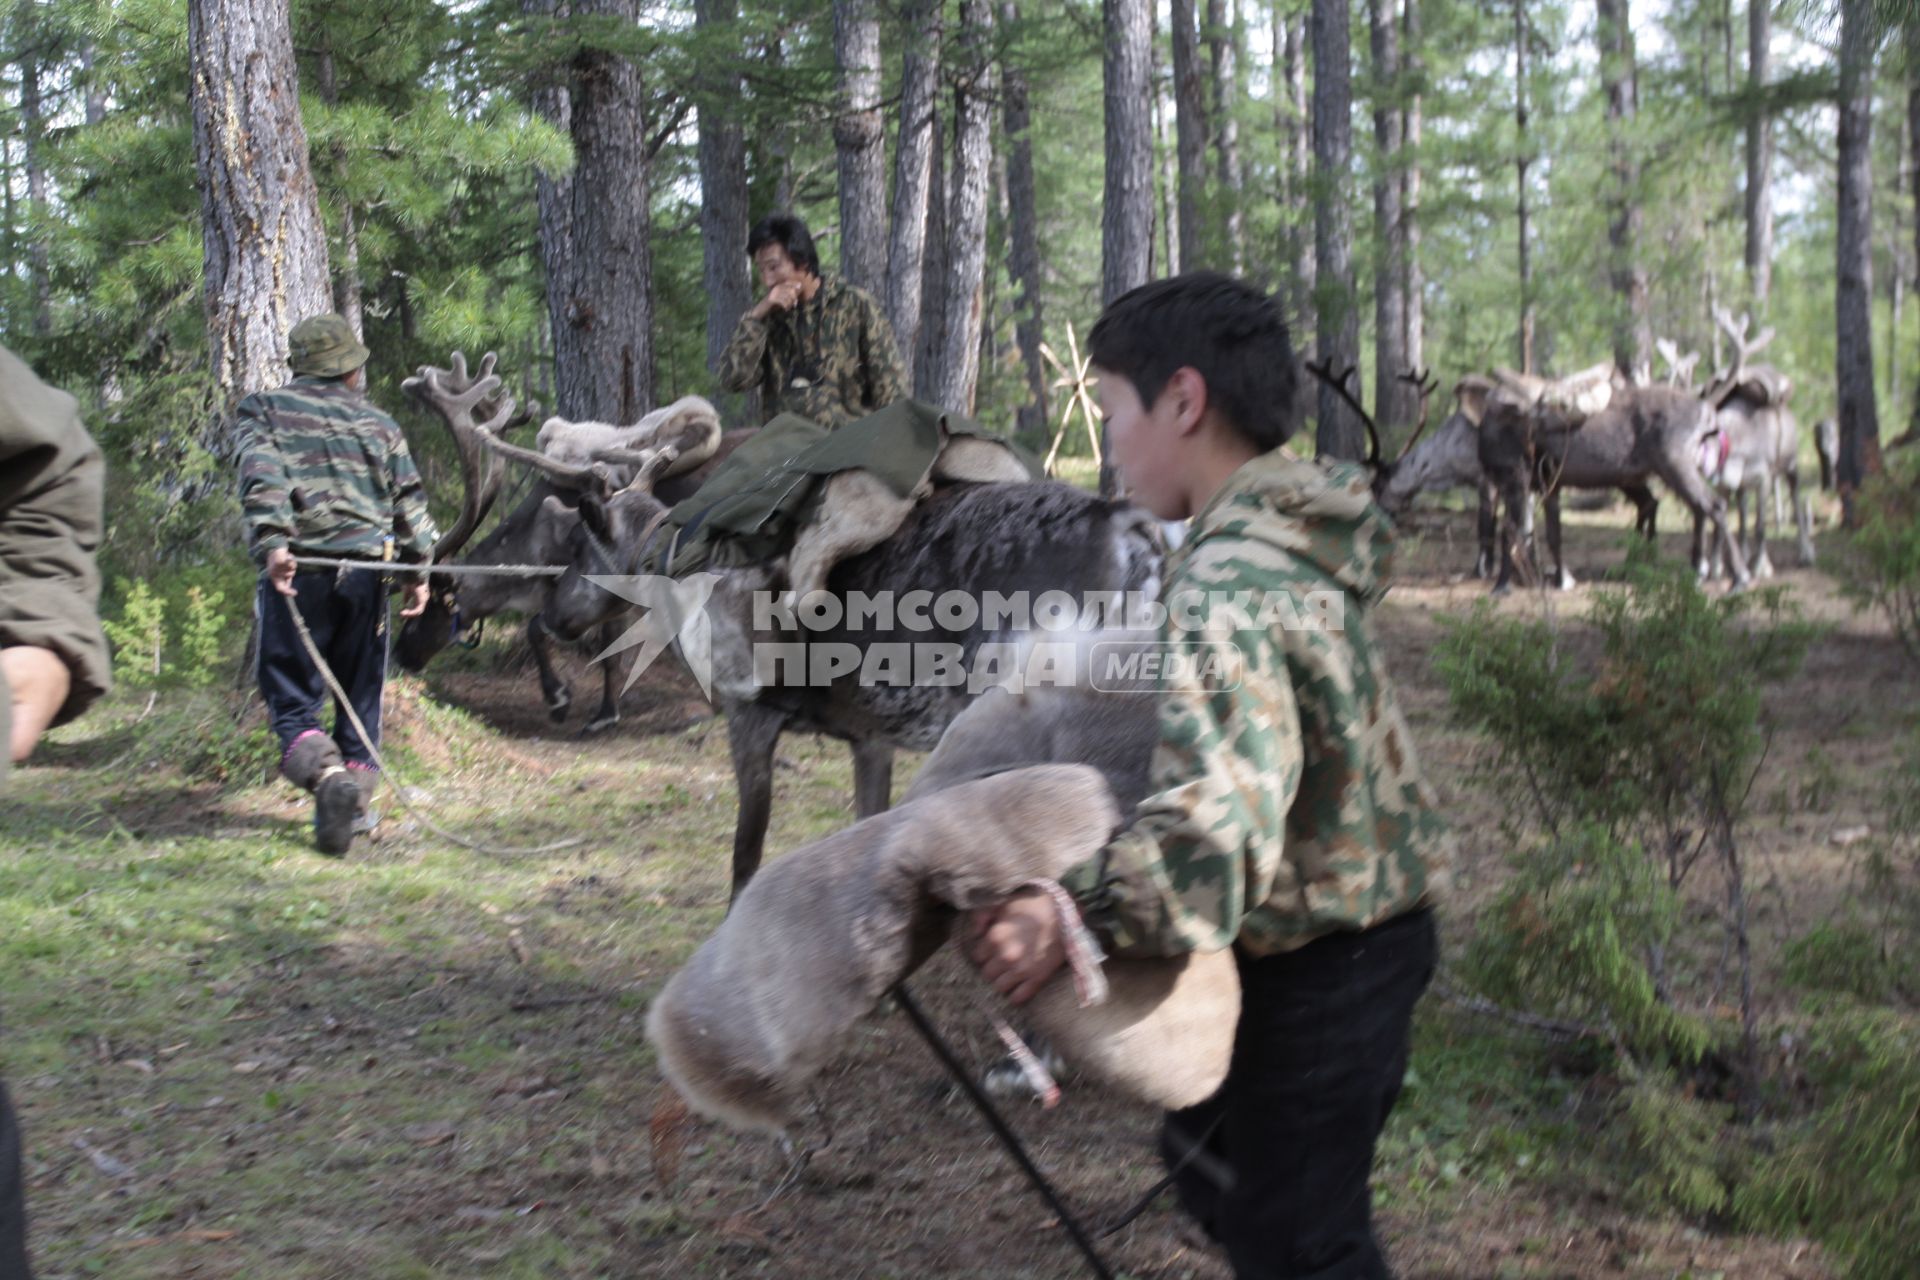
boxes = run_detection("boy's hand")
[265,547,298,597]
[967,888,1067,1006]
[400,580,431,618]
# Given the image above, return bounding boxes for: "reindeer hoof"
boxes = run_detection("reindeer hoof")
[581,712,618,735]
[1556,571,1578,591]
[546,691,572,723]
[1753,556,1775,579]
[1490,581,1512,598]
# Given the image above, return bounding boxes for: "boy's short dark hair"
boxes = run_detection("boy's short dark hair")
[1088,272,1298,452]
[746,213,821,278]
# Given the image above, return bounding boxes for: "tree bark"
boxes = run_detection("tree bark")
[1515,0,1534,373]
[696,0,752,406]
[1285,5,1313,334]
[915,98,949,403]
[17,1,49,337]
[1155,31,1178,277]
[1001,0,1050,447]
[833,0,887,293]
[930,0,995,414]
[1311,0,1363,461]
[529,1,578,412]
[1596,0,1651,379]
[1172,0,1209,273]
[1743,0,1773,310]
[887,0,942,388]
[551,0,654,422]
[1402,0,1422,380]
[1103,0,1153,493]
[1208,0,1246,273]
[313,44,363,338]
[188,0,333,402]
[1368,0,1409,436]
[1835,0,1880,525]
[1909,31,1920,442]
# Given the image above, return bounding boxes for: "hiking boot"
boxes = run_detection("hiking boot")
[313,767,360,856]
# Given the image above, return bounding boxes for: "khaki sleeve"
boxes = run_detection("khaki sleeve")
[862,293,907,410]
[718,312,771,395]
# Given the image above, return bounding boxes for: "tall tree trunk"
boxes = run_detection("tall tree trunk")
[1172,0,1208,273]
[1311,0,1363,461]
[1155,31,1178,277]
[1368,0,1409,435]
[1514,0,1534,373]
[833,0,887,292]
[696,0,752,408]
[1001,0,1050,447]
[1835,0,1880,525]
[1103,0,1153,493]
[1909,31,1920,442]
[18,1,50,337]
[1402,0,1423,379]
[188,0,333,401]
[1596,0,1650,379]
[1208,0,1246,273]
[313,44,363,337]
[931,0,994,413]
[553,0,654,422]
[1286,5,1313,335]
[529,1,578,413]
[915,99,949,403]
[887,0,942,388]
[1744,0,1773,310]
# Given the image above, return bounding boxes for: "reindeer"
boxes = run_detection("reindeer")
[539,440,1163,900]
[394,354,749,731]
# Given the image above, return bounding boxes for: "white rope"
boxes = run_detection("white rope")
[287,555,565,578]
[277,590,586,857]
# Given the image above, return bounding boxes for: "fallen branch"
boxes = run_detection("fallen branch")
[1431,982,1610,1043]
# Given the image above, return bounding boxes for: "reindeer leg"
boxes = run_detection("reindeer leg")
[1475,478,1498,579]
[1749,482,1775,579]
[850,739,895,818]
[726,701,786,902]
[1544,487,1575,590]
[1663,458,1749,590]
[1792,468,1816,566]
[1491,474,1527,596]
[528,615,572,721]
[582,619,628,734]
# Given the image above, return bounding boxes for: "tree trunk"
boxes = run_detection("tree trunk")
[887,0,942,388]
[915,99,949,403]
[1286,5,1313,335]
[696,0,752,408]
[1103,0,1153,493]
[1368,0,1409,436]
[1596,0,1651,379]
[81,42,107,126]
[930,0,994,414]
[552,0,654,422]
[188,0,333,402]
[1155,31,1178,277]
[1835,0,1880,525]
[1001,0,1050,447]
[834,0,887,293]
[313,44,363,337]
[1402,0,1423,379]
[1208,0,1246,273]
[529,1,577,412]
[17,1,49,337]
[1515,0,1533,373]
[1743,0,1773,310]
[1909,32,1920,443]
[1311,0,1363,461]
[1172,0,1208,273]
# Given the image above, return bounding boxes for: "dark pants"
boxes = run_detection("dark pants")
[1160,909,1437,1280]
[0,1081,31,1280]
[257,568,388,770]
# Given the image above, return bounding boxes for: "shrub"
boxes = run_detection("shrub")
[1836,452,1920,665]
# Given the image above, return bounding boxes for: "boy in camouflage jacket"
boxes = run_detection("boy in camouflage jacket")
[970,273,1447,1279]
[236,313,438,856]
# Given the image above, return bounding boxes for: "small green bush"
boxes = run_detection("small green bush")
[1837,453,1920,665]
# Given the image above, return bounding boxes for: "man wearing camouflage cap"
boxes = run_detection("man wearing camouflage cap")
[236,313,439,856]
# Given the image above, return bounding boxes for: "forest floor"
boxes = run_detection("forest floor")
[2,489,1911,1279]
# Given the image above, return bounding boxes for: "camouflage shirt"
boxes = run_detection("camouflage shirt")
[1062,450,1449,957]
[235,375,439,565]
[718,276,907,427]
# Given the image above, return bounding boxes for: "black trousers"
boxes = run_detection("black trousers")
[256,567,388,767]
[1160,909,1437,1280]
[0,1081,30,1280]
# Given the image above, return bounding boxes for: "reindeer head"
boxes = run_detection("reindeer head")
[1304,360,1443,506]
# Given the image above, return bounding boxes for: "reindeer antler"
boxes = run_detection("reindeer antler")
[1304,357,1382,467]
[1393,367,1441,461]
[1708,306,1776,400]
[403,351,521,563]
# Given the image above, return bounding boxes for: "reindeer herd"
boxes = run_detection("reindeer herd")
[391,325,1837,897]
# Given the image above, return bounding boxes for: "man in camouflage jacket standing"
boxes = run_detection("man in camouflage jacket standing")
[719,213,906,428]
[237,314,438,856]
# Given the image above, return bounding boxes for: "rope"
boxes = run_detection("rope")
[288,555,564,578]
[277,589,585,857]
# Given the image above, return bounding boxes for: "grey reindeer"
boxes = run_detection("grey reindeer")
[394,355,752,733]
[535,428,1163,901]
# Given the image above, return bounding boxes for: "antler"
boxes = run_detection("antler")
[1304,357,1382,468]
[1393,367,1441,461]
[402,351,520,563]
[1654,338,1701,390]
[1708,306,1776,397]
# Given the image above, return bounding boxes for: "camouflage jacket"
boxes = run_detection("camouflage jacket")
[235,376,439,565]
[0,343,111,742]
[1062,450,1449,957]
[718,276,907,427]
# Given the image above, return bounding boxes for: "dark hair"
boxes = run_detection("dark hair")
[1087,272,1298,452]
[746,213,821,278]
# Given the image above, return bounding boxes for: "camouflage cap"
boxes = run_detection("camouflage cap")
[287,313,370,377]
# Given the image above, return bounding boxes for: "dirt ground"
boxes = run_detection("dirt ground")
[7,492,1903,1278]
